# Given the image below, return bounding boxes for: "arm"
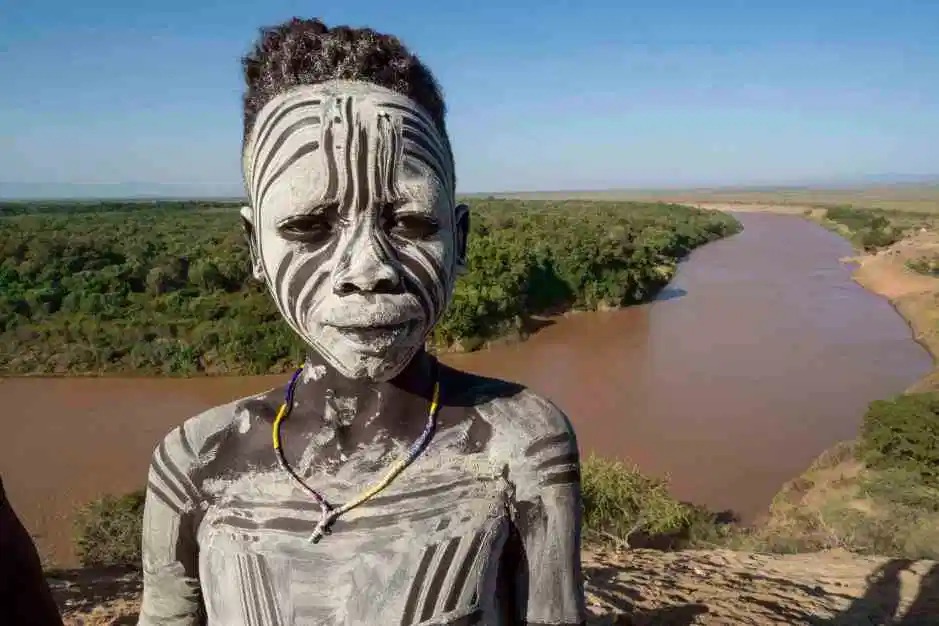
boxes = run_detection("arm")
[138,426,206,625]
[505,407,587,626]
[0,476,64,626]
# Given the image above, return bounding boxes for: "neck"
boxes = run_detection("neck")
[293,349,438,442]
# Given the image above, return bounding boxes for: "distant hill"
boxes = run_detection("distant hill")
[3,175,938,203]
[0,182,246,201]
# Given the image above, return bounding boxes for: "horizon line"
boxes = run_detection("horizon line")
[3,179,939,203]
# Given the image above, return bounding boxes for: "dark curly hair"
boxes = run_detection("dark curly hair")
[241,17,448,146]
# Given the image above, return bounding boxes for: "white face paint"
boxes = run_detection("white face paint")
[241,81,467,381]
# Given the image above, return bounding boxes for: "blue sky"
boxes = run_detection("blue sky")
[1,1,937,197]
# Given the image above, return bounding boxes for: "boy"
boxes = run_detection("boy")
[139,18,586,625]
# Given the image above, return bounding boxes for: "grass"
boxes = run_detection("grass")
[908,255,939,278]
[580,455,736,550]
[743,394,939,560]
[73,491,145,567]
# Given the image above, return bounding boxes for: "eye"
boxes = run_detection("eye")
[278,213,333,244]
[385,209,439,240]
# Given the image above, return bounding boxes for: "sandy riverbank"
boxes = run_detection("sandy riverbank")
[849,229,939,392]
[727,204,939,386]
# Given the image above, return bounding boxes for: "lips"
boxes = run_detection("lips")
[315,296,424,329]
[326,320,417,353]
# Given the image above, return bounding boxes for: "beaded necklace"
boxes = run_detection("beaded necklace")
[271,365,441,544]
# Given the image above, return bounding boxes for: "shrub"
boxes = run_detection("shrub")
[907,255,939,277]
[580,455,726,548]
[73,490,145,567]
[824,206,904,251]
[859,392,939,481]
[858,227,902,251]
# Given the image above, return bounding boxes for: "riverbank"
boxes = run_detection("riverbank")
[734,205,939,561]
[850,229,939,393]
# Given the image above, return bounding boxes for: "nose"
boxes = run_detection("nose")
[332,241,401,296]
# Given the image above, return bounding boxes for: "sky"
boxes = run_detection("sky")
[1,0,938,197]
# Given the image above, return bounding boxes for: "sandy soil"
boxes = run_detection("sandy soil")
[849,229,939,393]
[684,202,817,215]
[50,548,939,625]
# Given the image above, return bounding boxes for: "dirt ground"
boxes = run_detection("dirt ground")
[849,229,939,393]
[49,548,939,625]
[685,202,816,215]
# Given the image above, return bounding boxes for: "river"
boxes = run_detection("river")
[0,212,932,566]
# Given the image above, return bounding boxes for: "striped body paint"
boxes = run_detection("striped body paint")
[241,81,465,381]
[139,368,587,625]
[139,81,585,626]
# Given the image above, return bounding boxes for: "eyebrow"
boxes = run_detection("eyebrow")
[393,205,438,217]
[299,201,340,216]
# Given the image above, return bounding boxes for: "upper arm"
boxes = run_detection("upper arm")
[139,422,210,625]
[0,477,64,625]
[505,398,587,625]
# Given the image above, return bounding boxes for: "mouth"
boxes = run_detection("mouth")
[326,320,417,353]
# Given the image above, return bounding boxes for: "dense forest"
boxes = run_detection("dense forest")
[0,198,740,375]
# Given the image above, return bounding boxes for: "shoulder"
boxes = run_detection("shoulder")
[442,365,578,456]
[148,389,277,479]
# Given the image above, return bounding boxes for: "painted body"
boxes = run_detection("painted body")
[139,361,584,625]
[139,80,586,625]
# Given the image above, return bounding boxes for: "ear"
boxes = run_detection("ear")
[454,203,470,275]
[239,205,264,281]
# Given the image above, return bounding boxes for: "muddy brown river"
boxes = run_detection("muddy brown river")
[0,212,932,566]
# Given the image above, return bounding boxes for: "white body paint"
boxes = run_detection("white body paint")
[139,386,587,625]
[241,81,464,382]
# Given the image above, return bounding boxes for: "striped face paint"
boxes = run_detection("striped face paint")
[241,81,467,381]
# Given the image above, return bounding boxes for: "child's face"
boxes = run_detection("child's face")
[242,82,467,381]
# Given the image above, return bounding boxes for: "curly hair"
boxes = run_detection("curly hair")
[241,17,448,145]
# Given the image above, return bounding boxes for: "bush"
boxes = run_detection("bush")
[859,392,939,481]
[73,490,145,567]
[824,206,904,251]
[907,255,939,277]
[580,455,727,548]
[858,227,902,251]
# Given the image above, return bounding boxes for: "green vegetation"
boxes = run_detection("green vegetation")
[820,205,937,251]
[823,207,904,251]
[743,393,939,560]
[859,393,939,482]
[907,255,939,277]
[0,198,739,375]
[73,490,146,567]
[580,455,733,550]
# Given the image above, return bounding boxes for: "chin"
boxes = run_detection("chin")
[307,324,426,382]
